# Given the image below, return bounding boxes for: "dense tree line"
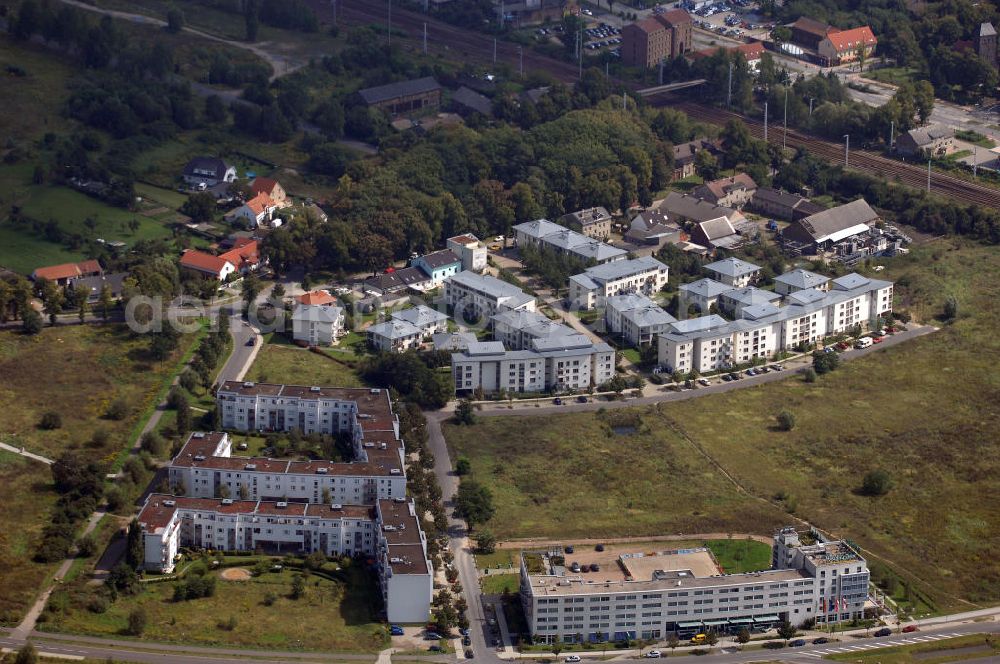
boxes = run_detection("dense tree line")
[35,451,107,562]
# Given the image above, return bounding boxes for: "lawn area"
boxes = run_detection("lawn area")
[862,66,918,86]
[445,239,1000,613]
[827,634,1000,663]
[482,574,520,594]
[0,36,77,144]
[19,185,173,243]
[246,342,366,387]
[42,562,389,652]
[704,538,771,574]
[0,220,87,274]
[955,129,996,149]
[0,450,60,625]
[135,182,189,210]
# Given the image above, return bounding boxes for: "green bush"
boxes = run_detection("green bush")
[38,411,62,430]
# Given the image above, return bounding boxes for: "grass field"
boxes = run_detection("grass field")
[0,36,77,144]
[445,239,1000,613]
[42,563,388,652]
[861,66,919,86]
[0,450,60,625]
[246,342,365,387]
[828,634,1000,663]
[0,324,200,625]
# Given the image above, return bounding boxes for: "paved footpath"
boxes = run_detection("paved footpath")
[0,442,53,464]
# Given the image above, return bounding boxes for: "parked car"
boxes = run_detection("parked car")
[729,372,739,380]
[902,625,919,633]
[721,374,732,382]
[576,395,588,403]
[746,368,757,376]
[463,636,472,646]
[698,378,710,386]
[465,648,474,659]
[595,544,605,551]
[646,650,662,658]
[772,364,784,371]
[429,645,443,652]
[565,545,574,554]
[390,625,404,636]
[460,628,470,636]
[874,628,892,637]
[590,563,600,572]
[566,656,582,663]
[812,637,829,644]
[553,398,563,405]
[873,336,884,344]
[790,639,806,647]
[425,632,442,640]
[570,562,581,572]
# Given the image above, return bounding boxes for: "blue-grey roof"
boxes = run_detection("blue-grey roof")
[515,219,628,263]
[704,257,761,278]
[493,310,575,338]
[774,269,830,290]
[367,319,423,340]
[573,256,667,285]
[622,305,677,328]
[392,304,448,327]
[668,314,731,335]
[569,274,600,291]
[740,302,784,320]
[679,278,734,298]
[465,341,506,356]
[720,286,781,306]
[831,273,871,290]
[530,333,600,352]
[605,293,657,312]
[432,332,477,351]
[446,271,532,301]
[292,304,344,323]
[787,288,828,306]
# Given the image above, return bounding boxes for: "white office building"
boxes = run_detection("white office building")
[568,257,669,310]
[519,527,869,644]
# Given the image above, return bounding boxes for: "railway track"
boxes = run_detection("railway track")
[670,101,1000,209]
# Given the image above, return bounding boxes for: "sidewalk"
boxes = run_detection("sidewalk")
[0,442,53,465]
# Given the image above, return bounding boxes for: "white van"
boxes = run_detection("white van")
[855,337,873,349]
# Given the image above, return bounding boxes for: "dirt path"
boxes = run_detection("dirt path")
[56,0,302,80]
[495,533,773,549]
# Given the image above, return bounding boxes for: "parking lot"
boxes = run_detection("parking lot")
[685,0,774,43]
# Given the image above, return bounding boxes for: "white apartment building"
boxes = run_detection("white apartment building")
[520,527,869,644]
[678,278,733,315]
[367,319,424,353]
[660,272,893,372]
[568,257,669,310]
[452,337,616,395]
[605,294,677,347]
[773,269,830,296]
[703,257,762,288]
[291,304,345,346]
[718,287,782,319]
[392,304,449,336]
[444,271,536,320]
[167,431,407,506]
[514,219,628,265]
[491,309,577,350]
[447,233,488,272]
[138,495,432,623]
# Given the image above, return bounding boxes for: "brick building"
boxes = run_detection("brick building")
[622,9,693,69]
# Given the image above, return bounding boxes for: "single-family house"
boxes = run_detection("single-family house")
[363,268,433,295]
[692,174,758,209]
[411,250,462,287]
[250,178,289,207]
[31,259,103,285]
[896,124,956,158]
[179,250,236,281]
[292,303,345,346]
[229,192,278,228]
[297,290,337,306]
[672,139,720,180]
[659,191,744,227]
[218,239,263,275]
[818,26,877,66]
[703,257,761,288]
[367,319,424,352]
[690,216,743,252]
[182,157,236,187]
[68,272,128,302]
[624,210,684,249]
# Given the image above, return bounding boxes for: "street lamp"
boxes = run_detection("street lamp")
[808,96,815,116]
[843,134,850,168]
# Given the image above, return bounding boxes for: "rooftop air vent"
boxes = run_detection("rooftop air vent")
[163,500,176,507]
[243,381,255,388]
[310,386,321,392]
[245,464,257,470]
[221,498,234,505]
[316,467,328,474]
[276,501,288,508]
[331,503,342,509]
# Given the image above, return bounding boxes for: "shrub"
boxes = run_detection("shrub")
[88,595,111,614]
[776,410,796,431]
[76,534,98,558]
[803,367,817,383]
[218,615,238,631]
[455,457,472,476]
[127,607,147,635]
[812,350,839,375]
[38,411,62,430]
[861,469,893,496]
[105,396,129,420]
